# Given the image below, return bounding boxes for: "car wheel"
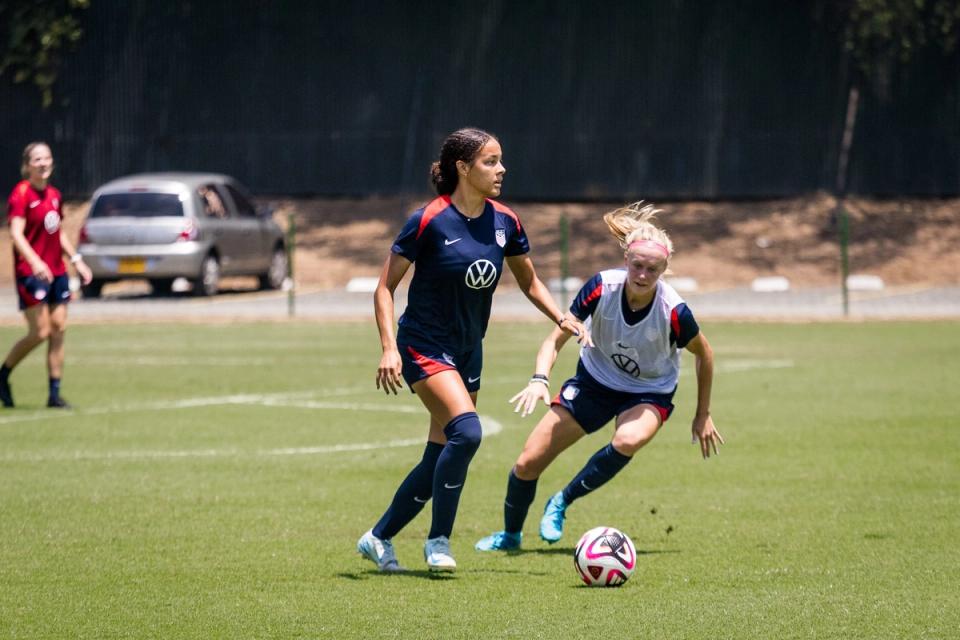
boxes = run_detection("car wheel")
[81,279,104,299]
[259,246,287,290]
[194,255,220,296]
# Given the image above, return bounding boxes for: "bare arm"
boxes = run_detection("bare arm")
[685,332,724,458]
[9,217,52,281]
[506,254,591,345]
[509,325,575,417]
[374,252,412,394]
[58,229,93,285]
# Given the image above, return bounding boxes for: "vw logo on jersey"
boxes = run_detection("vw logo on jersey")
[612,353,642,378]
[465,259,497,289]
[495,228,506,248]
[43,211,61,234]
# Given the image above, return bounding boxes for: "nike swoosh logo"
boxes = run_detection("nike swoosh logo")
[617,342,629,349]
[444,238,462,245]
[413,496,428,503]
[467,376,480,383]
[443,482,463,490]
[580,480,594,491]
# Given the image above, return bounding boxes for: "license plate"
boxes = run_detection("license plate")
[117,257,146,274]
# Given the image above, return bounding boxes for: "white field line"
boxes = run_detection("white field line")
[0,388,372,426]
[0,388,503,462]
[678,358,794,376]
[716,359,794,373]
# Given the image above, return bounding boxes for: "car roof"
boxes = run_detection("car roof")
[93,172,238,194]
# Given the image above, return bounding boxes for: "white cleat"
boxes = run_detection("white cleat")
[424,535,457,572]
[357,529,404,572]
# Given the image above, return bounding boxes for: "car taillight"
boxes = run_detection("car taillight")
[79,225,90,244]
[177,220,198,242]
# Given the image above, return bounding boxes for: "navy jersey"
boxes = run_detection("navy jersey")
[393,196,529,353]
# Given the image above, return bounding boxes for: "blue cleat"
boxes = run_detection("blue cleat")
[357,529,404,572]
[424,535,456,572]
[474,530,522,552]
[539,491,567,543]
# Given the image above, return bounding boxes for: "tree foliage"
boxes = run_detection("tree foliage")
[821,0,960,87]
[0,0,90,108]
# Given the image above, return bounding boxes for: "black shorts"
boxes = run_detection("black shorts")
[16,274,72,310]
[552,360,676,433]
[397,335,483,393]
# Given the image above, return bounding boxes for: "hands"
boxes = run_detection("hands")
[559,316,593,347]
[30,258,53,282]
[75,259,93,285]
[508,379,551,417]
[691,413,724,459]
[375,348,404,395]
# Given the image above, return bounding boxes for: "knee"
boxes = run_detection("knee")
[512,456,544,481]
[444,412,482,455]
[28,325,50,343]
[610,432,653,456]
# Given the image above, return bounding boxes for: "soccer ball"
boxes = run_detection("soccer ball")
[573,526,637,587]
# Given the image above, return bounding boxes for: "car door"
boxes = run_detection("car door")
[196,183,245,274]
[222,182,266,272]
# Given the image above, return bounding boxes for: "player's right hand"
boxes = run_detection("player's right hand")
[508,382,551,417]
[376,349,404,395]
[30,259,52,282]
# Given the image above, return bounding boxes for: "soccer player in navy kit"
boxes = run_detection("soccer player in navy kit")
[475,202,724,552]
[357,128,587,572]
[1,142,92,409]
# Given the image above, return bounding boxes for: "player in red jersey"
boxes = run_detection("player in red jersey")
[357,128,590,573]
[1,142,92,409]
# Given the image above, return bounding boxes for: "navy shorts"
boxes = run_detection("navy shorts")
[16,274,72,310]
[552,360,676,433]
[397,335,483,393]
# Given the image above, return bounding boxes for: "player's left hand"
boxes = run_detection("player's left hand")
[75,260,93,285]
[560,317,593,347]
[691,413,724,459]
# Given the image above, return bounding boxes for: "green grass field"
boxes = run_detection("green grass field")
[0,320,957,639]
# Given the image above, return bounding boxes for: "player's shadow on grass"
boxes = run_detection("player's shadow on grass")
[337,569,458,581]
[337,565,548,580]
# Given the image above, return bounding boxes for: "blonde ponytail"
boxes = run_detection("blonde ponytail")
[602,201,673,258]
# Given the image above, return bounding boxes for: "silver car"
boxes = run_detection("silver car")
[78,173,287,297]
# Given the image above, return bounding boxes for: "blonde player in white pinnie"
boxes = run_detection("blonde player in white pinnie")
[475,202,723,552]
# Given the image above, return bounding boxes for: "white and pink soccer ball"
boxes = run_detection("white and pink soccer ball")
[573,526,637,587]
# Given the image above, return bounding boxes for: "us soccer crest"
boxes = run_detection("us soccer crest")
[495,229,506,247]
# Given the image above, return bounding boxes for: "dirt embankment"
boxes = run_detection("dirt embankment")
[5,193,958,291]
[260,193,960,291]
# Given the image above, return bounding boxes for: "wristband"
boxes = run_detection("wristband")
[70,254,83,264]
[557,317,565,327]
[529,373,549,386]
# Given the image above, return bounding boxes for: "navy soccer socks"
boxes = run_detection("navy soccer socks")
[428,412,482,539]
[48,377,61,402]
[562,443,633,504]
[0,364,12,407]
[372,441,444,540]
[503,469,538,534]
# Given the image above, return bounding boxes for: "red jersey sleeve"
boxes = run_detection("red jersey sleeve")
[7,182,29,222]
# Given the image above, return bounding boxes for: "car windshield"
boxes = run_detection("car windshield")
[89,193,184,218]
